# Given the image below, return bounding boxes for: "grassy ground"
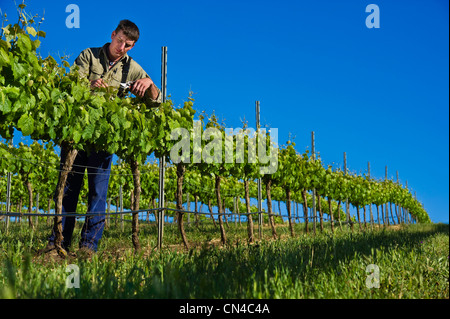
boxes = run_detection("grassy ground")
[0,219,448,299]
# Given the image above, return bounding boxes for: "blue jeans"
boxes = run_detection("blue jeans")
[49,149,113,252]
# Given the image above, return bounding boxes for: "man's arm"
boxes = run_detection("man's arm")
[74,48,108,88]
[74,49,91,78]
[128,60,162,107]
[131,78,159,100]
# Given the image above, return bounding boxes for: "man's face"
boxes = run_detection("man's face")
[109,30,135,61]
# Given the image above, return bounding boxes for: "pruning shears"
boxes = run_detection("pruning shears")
[119,81,135,91]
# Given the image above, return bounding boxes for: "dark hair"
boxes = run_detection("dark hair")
[115,20,140,42]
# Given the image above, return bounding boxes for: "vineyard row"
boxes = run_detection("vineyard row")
[0,6,429,253]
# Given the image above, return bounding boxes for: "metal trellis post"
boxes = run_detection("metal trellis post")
[311,131,316,234]
[118,158,124,232]
[344,152,349,228]
[256,101,262,240]
[157,46,167,250]
[5,170,11,233]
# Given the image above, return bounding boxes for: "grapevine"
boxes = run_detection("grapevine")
[0,4,431,254]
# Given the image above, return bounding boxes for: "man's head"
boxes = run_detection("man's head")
[109,20,140,61]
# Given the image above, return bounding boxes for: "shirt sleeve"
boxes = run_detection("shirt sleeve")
[74,48,92,79]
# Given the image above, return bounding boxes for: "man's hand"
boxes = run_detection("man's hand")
[131,78,154,98]
[90,79,108,88]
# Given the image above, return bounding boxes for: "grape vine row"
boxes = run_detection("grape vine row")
[0,4,430,253]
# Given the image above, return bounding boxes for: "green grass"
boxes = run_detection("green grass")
[0,219,448,298]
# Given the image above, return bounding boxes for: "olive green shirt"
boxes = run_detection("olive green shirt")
[74,43,161,106]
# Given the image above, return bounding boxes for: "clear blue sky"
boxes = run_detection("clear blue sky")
[1,0,448,223]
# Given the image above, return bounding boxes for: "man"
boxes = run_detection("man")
[45,20,161,256]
